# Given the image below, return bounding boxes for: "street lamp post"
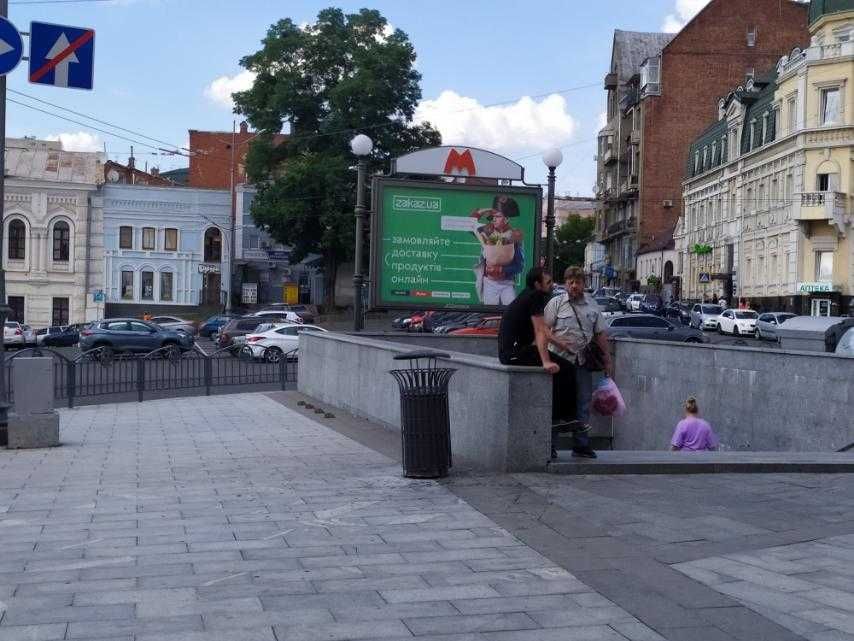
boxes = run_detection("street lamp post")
[0,0,11,445]
[542,148,563,274]
[351,134,372,332]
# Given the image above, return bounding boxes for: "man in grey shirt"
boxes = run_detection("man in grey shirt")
[544,266,612,459]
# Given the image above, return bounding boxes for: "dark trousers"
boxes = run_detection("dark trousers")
[499,346,590,451]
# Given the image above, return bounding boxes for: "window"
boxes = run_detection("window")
[141,271,154,300]
[8,220,25,260]
[276,327,300,336]
[121,270,134,300]
[129,322,153,333]
[702,147,708,170]
[51,297,69,327]
[711,141,718,166]
[164,228,178,252]
[694,151,700,174]
[8,296,24,323]
[142,227,155,250]
[160,272,173,302]
[818,173,830,191]
[204,227,222,262]
[816,251,834,281]
[640,56,661,95]
[52,221,70,261]
[747,27,756,47]
[119,226,133,249]
[746,259,752,284]
[821,87,840,126]
[787,96,797,133]
[746,67,755,81]
[105,321,129,331]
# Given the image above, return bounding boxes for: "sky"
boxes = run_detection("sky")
[5,0,713,196]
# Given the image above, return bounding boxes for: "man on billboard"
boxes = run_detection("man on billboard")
[470,195,524,305]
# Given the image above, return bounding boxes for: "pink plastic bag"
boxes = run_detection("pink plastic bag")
[591,377,626,417]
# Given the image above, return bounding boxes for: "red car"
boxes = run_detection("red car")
[449,316,501,336]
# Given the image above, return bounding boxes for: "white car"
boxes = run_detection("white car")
[626,294,644,312]
[3,321,25,347]
[251,310,303,324]
[836,327,854,357]
[718,309,759,337]
[246,323,327,362]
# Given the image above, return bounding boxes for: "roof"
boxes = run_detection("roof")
[611,30,674,82]
[810,0,854,24]
[161,167,189,185]
[5,138,104,184]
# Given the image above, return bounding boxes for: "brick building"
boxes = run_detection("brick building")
[104,158,175,187]
[596,0,810,288]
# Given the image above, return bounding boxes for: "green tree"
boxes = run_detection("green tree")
[233,8,440,307]
[553,214,595,278]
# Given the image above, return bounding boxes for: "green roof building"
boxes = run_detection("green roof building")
[810,0,854,24]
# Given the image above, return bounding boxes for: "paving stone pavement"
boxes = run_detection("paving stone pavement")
[0,394,665,641]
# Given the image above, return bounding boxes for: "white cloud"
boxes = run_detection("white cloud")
[415,91,577,157]
[204,69,257,109]
[661,0,710,33]
[45,132,102,152]
[375,23,394,43]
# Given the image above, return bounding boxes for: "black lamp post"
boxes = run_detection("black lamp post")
[542,148,563,274]
[350,134,372,332]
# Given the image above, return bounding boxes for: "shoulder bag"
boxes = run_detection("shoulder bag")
[568,300,606,372]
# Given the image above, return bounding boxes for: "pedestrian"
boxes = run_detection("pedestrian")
[497,267,559,373]
[670,397,718,451]
[543,266,613,460]
[142,311,152,321]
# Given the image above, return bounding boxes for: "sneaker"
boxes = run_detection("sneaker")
[571,447,597,459]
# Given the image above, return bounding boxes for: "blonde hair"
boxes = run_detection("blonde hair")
[563,266,585,283]
[684,397,699,415]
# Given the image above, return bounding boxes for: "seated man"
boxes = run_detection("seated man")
[497,267,558,373]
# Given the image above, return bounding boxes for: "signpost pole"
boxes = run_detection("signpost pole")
[0,0,10,444]
[545,166,556,273]
[353,157,367,332]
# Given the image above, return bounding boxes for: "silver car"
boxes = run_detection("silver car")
[150,316,197,336]
[756,312,795,342]
[689,304,724,330]
[836,327,854,357]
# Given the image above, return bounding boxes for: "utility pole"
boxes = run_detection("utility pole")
[226,121,235,313]
[0,0,11,445]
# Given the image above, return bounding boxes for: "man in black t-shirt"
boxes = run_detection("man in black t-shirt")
[497,267,559,375]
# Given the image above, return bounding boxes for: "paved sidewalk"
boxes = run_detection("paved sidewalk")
[0,394,662,641]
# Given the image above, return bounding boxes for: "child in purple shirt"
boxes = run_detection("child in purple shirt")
[671,397,718,451]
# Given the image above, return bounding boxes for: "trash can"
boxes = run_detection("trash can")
[390,351,456,479]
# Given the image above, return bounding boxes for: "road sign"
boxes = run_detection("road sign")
[0,17,23,76]
[28,21,95,90]
[698,272,711,283]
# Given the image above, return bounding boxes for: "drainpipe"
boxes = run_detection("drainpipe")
[84,194,93,320]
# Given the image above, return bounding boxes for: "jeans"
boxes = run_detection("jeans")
[551,353,593,451]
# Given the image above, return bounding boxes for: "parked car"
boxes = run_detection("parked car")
[36,326,65,345]
[252,310,303,324]
[614,291,630,310]
[665,301,691,325]
[79,319,194,354]
[593,287,621,299]
[434,313,483,334]
[20,324,36,346]
[835,326,854,357]
[449,316,501,336]
[776,316,854,353]
[3,321,25,347]
[755,312,796,342]
[626,294,644,312]
[717,309,758,336]
[43,323,89,348]
[422,311,462,334]
[217,316,292,348]
[246,323,328,362]
[150,316,197,336]
[258,304,318,324]
[199,314,236,338]
[606,314,707,343]
[594,297,622,317]
[639,294,665,316]
[689,304,724,330]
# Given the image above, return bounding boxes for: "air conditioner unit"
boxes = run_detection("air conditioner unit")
[663,200,674,208]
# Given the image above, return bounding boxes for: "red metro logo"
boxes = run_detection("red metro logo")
[443,149,476,176]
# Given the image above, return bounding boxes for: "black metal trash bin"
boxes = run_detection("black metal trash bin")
[390,351,456,479]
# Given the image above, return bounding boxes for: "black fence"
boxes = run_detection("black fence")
[4,344,298,408]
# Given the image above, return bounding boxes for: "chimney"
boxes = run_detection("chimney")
[239,121,249,134]
[127,146,135,170]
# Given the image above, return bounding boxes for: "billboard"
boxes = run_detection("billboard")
[371,178,542,311]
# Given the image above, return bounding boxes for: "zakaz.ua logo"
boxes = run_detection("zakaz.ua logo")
[393,195,442,213]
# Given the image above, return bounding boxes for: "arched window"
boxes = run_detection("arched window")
[8,220,25,260]
[664,261,674,282]
[204,227,222,262]
[53,221,70,261]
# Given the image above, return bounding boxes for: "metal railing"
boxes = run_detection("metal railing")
[4,343,298,408]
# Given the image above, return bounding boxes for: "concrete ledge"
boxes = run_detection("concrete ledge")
[548,450,854,474]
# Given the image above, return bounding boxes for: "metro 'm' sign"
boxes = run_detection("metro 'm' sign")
[392,146,524,181]
[443,149,476,176]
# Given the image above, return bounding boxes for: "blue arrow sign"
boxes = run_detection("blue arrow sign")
[0,17,23,76]
[29,21,95,90]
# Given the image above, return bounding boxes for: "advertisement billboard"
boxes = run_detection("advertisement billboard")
[371,178,542,311]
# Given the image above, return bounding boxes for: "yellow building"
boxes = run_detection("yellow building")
[776,0,853,315]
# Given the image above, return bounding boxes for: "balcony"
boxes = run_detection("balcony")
[620,178,638,197]
[604,72,618,90]
[796,191,852,233]
[603,146,617,165]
